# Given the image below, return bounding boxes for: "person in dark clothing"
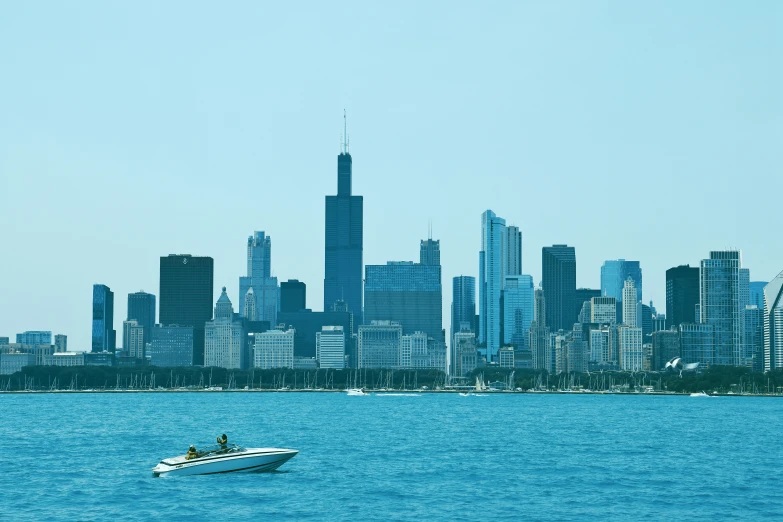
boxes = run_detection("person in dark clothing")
[217,434,228,447]
[186,445,198,460]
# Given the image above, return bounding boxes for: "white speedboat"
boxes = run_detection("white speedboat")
[152,444,298,477]
[690,391,712,397]
[346,388,369,396]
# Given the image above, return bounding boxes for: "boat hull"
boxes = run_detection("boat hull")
[152,448,298,477]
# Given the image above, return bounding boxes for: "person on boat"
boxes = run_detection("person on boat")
[217,434,228,447]
[186,445,198,460]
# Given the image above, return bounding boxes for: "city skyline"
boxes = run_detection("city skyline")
[1,3,780,350]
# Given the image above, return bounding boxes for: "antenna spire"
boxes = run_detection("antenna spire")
[343,109,347,154]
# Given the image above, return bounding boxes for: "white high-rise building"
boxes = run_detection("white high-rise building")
[622,278,639,327]
[502,275,534,347]
[123,320,145,359]
[316,326,345,369]
[764,271,783,371]
[479,210,506,361]
[402,332,429,369]
[591,297,617,325]
[619,326,643,371]
[254,328,295,369]
[205,288,246,369]
[358,321,402,369]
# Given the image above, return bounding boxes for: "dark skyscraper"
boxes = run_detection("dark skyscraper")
[324,115,363,327]
[92,284,116,353]
[280,279,307,313]
[420,238,440,266]
[364,262,443,342]
[666,265,699,329]
[159,255,214,366]
[575,288,601,321]
[127,291,156,349]
[542,245,577,332]
[452,276,476,341]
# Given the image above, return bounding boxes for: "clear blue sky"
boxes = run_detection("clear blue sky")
[1,1,780,350]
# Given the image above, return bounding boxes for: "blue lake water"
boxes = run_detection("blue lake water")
[1,392,782,521]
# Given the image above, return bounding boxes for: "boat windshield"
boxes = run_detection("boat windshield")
[192,443,246,458]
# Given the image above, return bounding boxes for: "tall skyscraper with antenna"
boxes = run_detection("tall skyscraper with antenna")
[324,112,363,329]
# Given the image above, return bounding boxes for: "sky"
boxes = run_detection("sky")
[0,1,781,350]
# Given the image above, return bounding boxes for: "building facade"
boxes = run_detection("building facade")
[358,321,402,369]
[16,331,52,345]
[280,279,306,314]
[618,326,643,371]
[651,329,680,370]
[127,291,156,349]
[92,284,116,353]
[542,245,577,332]
[364,261,442,342]
[316,326,345,369]
[622,277,639,327]
[148,325,194,367]
[239,231,279,325]
[763,271,783,371]
[0,353,36,375]
[601,260,642,313]
[452,331,477,377]
[666,265,699,329]
[502,275,534,348]
[700,251,743,366]
[205,288,246,369]
[504,225,522,276]
[122,320,145,359]
[451,276,476,343]
[420,238,440,266]
[254,328,295,369]
[591,297,617,325]
[680,323,714,367]
[159,254,214,366]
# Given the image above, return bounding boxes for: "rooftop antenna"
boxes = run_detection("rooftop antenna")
[428,219,432,240]
[343,109,348,154]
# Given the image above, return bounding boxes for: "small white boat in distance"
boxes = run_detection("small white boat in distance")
[346,388,369,396]
[690,391,712,397]
[152,444,298,477]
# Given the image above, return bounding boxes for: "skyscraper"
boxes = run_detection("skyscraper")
[159,254,214,366]
[530,288,550,370]
[148,325,194,367]
[601,260,642,303]
[451,276,476,342]
[324,117,363,326]
[666,265,700,328]
[239,231,279,325]
[763,271,783,371]
[504,226,522,276]
[205,288,246,369]
[364,261,442,341]
[358,321,402,368]
[750,281,768,309]
[502,275,534,348]
[541,245,577,332]
[316,326,345,369]
[280,279,307,313]
[127,291,156,349]
[420,238,440,266]
[479,210,506,361]
[92,284,116,353]
[622,277,639,327]
[700,251,743,366]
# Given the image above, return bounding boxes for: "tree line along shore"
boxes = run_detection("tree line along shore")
[2,365,783,395]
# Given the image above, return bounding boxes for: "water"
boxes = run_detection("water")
[1,392,781,521]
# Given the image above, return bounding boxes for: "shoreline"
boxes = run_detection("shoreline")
[1,389,780,397]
